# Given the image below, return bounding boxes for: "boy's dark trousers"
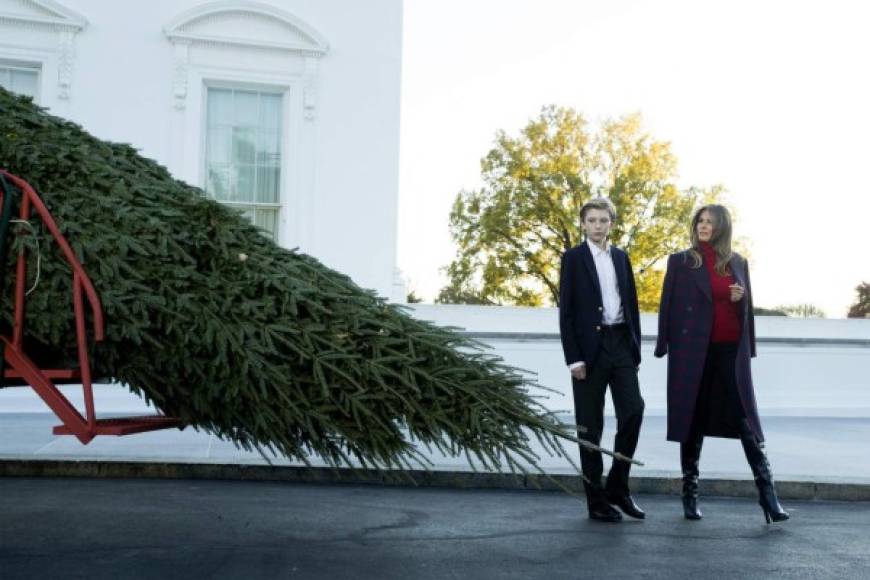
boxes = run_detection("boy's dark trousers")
[571,323,645,507]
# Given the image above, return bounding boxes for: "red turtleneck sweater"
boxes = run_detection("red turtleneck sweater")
[700,242,741,343]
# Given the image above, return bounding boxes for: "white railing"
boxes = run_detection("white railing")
[409,304,870,419]
[2,303,868,418]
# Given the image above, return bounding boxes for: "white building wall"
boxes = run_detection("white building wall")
[0,0,404,301]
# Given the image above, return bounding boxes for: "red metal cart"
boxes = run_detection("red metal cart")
[0,170,181,443]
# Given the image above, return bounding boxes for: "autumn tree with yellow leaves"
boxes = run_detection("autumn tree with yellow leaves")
[439,105,722,311]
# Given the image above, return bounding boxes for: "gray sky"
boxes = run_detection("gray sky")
[398,0,870,317]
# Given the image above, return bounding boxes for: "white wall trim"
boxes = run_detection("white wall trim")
[171,66,313,253]
[0,0,86,100]
[0,47,51,104]
[164,2,329,254]
[164,1,329,57]
[0,0,86,30]
[163,1,329,118]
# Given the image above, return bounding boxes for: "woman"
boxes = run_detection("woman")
[654,205,789,523]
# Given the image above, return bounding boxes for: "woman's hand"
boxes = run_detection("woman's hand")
[729,283,745,303]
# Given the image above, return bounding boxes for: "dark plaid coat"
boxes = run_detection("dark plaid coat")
[654,250,764,443]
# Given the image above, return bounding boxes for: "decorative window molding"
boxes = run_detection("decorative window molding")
[0,0,87,99]
[164,3,330,253]
[164,1,329,113]
[164,0,328,55]
[0,60,41,100]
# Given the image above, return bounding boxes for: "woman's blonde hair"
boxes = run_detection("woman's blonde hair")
[688,204,733,275]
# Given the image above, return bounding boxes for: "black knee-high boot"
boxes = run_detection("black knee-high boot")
[739,424,789,523]
[680,436,703,520]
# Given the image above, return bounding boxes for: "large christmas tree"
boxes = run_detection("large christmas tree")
[0,87,580,474]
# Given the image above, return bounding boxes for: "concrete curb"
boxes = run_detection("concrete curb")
[2,459,869,501]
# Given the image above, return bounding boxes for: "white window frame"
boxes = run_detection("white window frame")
[181,68,303,249]
[0,49,53,104]
[0,59,43,102]
[0,1,86,107]
[164,2,328,253]
[198,79,292,243]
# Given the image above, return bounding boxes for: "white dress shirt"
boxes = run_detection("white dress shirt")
[569,240,625,370]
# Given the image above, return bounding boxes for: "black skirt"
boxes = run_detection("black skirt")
[689,342,746,439]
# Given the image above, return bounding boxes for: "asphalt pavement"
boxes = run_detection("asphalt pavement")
[1,478,868,580]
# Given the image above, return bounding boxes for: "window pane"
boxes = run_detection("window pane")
[205,86,282,241]
[206,165,231,199]
[257,130,281,165]
[207,88,233,125]
[229,205,278,241]
[0,66,39,100]
[231,127,256,165]
[235,165,255,202]
[259,94,282,129]
[206,126,231,166]
[234,90,259,127]
[256,166,280,203]
[255,208,278,241]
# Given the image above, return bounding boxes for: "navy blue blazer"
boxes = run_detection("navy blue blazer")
[558,241,642,369]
